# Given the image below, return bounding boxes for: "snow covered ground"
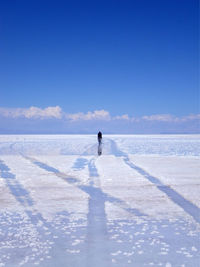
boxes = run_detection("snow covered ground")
[0,134,199,267]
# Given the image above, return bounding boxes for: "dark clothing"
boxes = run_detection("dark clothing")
[98,131,102,144]
[98,132,102,139]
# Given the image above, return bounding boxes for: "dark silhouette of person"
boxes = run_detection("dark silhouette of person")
[97,131,102,155]
[98,131,102,145]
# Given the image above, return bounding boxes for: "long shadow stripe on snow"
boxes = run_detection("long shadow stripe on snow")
[0,158,85,267]
[72,158,88,171]
[72,157,99,177]
[88,158,99,177]
[109,139,200,224]
[23,154,147,267]
[22,156,112,267]
[23,155,146,218]
[0,159,34,206]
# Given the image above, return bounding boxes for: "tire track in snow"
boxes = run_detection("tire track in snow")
[84,158,111,267]
[0,159,34,207]
[22,154,111,267]
[22,154,146,218]
[0,159,76,267]
[21,154,148,267]
[109,139,200,224]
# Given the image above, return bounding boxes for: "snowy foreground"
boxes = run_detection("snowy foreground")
[0,135,199,267]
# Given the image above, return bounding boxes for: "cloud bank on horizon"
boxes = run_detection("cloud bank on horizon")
[0,106,199,134]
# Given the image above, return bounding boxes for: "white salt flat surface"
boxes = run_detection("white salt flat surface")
[0,135,199,267]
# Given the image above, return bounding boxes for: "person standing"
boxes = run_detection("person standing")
[97,131,102,155]
[97,131,102,145]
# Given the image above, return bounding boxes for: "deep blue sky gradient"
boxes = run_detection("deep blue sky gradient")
[0,0,199,116]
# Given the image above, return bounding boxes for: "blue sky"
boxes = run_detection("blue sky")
[0,0,199,133]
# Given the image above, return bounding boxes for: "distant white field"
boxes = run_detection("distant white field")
[0,135,199,267]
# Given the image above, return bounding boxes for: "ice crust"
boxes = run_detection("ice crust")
[0,135,199,266]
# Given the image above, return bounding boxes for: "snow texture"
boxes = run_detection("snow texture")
[0,135,199,267]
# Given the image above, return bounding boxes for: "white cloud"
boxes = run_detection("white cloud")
[180,114,200,122]
[141,113,200,123]
[0,106,199,126]
[0,106,62,119]
[142,114,175,122]
[0,107,111,121]
[0,107,199,133]
[114,114,130,120]
[66,110,111,121]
